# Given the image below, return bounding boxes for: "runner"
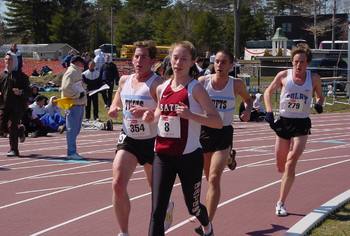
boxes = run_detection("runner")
[108,40,165,236]
[144,41,223,236]
[263,45,324,216]
[195,50,252,235]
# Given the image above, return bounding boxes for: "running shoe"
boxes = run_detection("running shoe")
[164,201,174,231]
[227,149,237,170]
[194,225,203,235]
[68,153,85,160]
[275,201,288,216]
[195,223,214,236]
[7,150,19,157]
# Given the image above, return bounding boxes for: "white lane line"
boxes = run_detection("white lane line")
[0,176,112,210]
[0,160,42,168]
[246,154,350,168]
[0,162,104,185]
[29,169,111,179]
[29,190,151,236]
[165,158,350,234]
[28,158,350,236]
[16,186,73,195]
[11,163,77,170]
[30,167,144,180]
[27,158,275,236]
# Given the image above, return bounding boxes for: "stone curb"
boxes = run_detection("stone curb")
[285,189,350,236]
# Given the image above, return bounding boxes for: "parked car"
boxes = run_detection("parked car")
[308,58,348,93]
[308,58,347,78]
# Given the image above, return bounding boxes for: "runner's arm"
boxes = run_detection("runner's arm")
[234,79,253,122]
[108,75,127,118]
[264,70,285,112]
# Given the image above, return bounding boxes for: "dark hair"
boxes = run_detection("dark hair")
[70,56,84,64]
[133,40,157,59]
[216,50,235,64]
[291,44,312,62]
[35,95,47,102]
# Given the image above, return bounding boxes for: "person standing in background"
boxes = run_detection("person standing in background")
[0,53,30,156]
[60,56,87,160]
[7,43,23,72]
[100,54,120,109]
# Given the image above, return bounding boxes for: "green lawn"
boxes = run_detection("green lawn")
[309,202,350,236]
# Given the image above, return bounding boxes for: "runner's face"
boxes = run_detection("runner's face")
[292,53,308,76]
[132,47,154,75]
[170,46,194,77]
[214,52,233,76]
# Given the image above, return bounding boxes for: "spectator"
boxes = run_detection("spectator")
[82,61,101,120]
[31,69,39,77]
[60,55,87,160]
[41,96,66,132]
[28,84,41,104]
[28,95,49,137]
[7,43,23,72]
[0,53,30,156]
[100,54,119,108]
[82,52,92,71]
[62,50,76,68]
[93,48,105,73]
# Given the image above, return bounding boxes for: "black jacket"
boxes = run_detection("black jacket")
[100,62,120,86]
[0,70,30,113]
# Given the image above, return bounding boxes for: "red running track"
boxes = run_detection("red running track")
[0,112,349,236]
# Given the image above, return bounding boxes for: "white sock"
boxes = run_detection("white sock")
[277,200,284,206]
[118,233,129,236]
[202,222,212,235]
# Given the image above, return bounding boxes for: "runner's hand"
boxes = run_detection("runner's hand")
[143,110,154,123]
[314,103,323,114]
[176,102,191,119]
[240,109,251,122]
[130,105,147,118]
[265,112,274,124]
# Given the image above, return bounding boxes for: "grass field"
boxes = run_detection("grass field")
[309,202,350,236]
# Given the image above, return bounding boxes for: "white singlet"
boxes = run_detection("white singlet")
[120,73,158,139]
[202,75,235,126]
[279,69,313,118]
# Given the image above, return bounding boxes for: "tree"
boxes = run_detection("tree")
[48,0,92,51]
[4,0,56,43]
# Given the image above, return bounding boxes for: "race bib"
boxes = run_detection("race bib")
[158,115,181,138]
[125,118,151,138]
[285,98,304,112]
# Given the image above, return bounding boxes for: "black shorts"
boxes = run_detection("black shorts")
[200,125,233,153]
[272,116,311,140]
[116,130,155,165]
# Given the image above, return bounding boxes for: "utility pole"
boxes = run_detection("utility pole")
[110,7,113,60]
[313,0,317,49]
[331,0,336,49]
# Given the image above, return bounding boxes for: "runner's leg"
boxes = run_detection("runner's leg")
[112,150,138,234]
[275,136,291,173]
[205,149,229,221]
[278,135,308,203]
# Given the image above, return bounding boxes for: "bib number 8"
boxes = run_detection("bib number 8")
[164,122,170,132]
